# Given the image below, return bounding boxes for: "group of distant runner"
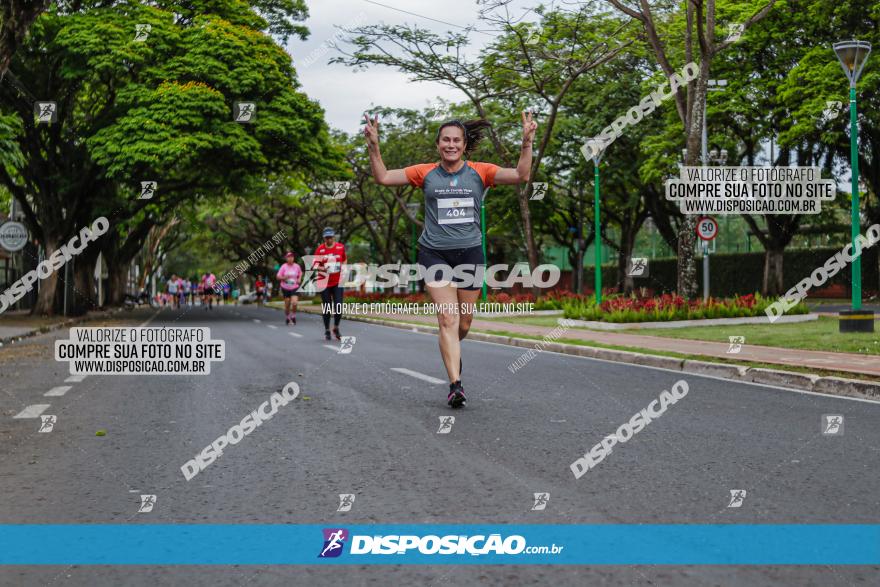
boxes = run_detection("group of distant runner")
[162,273,224,309]
[272,227,347,341]
[160,228,347,341]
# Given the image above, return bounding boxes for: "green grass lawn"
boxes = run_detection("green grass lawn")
[635,316,879,355]
[485,314,879,355]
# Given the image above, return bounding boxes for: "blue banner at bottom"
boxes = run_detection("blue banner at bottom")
[0,525,878,565]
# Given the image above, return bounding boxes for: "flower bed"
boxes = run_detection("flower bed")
[561,293,809,323]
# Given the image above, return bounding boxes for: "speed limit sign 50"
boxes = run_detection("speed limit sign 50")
[697,217,718,241]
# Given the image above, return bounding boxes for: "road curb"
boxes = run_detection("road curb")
[341,314,880,401]
[682,359,749,380]
[0,308,122,347]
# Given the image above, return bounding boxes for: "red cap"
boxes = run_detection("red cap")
[284,251,295,257]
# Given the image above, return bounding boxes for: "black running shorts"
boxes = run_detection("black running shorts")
[417,245,485,291]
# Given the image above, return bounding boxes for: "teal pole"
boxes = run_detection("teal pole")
[593,161,602,304]
[481,192,488,301]
[410,220,417,294]
[849,85,861,311]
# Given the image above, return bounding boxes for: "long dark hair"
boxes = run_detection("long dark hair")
[436,119,491,156]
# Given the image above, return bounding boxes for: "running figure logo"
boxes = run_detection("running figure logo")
[821,100,843,123]
[725,23,744,43]
[529,182,548,201]
[139,181,157,200]
[138,494,156,513]
[437,416,455,434]
[727,336,745,354]
[34,102,57,124]
[331,182,349,200]
[727,489,746,508]
[318,528,348,558]
[337,494,355,512]
[822,414,844,436]
[134,23,151,41]
[233,102,256,123]
[531,492,549,511]
[38,415,56,433]
[338,336,356,354]
[522,22,541,45]
[627,257,648,277]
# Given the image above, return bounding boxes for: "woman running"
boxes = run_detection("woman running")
[312,227,347,341]
[167,274,181,309]
[255,275,266,306]
[277,251,303,325]
[201,272,216,310]
[363,112,536,408]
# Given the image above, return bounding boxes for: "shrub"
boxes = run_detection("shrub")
[561,292,809,322]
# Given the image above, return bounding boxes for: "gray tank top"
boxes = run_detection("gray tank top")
[405,161,498,250]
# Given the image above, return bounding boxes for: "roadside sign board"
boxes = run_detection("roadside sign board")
[696,216,719,241]
[0,221,28,252]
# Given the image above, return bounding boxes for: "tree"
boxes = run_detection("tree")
[0,0,338,314]
[607,0,777,298]
[0,0,50,77]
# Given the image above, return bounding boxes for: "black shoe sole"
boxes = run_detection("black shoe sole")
[448,392,466,409]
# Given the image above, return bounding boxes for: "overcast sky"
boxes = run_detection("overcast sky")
[285,0,531,133]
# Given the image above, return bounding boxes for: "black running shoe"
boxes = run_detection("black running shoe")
[325,330,332,341]
[292,314,296,325]
[447,381,466,409]
[333,327,341,341]
[286,317,290,325]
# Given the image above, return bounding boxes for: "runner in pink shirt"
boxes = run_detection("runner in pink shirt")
[276,252,303,325]
[201,272,216,310]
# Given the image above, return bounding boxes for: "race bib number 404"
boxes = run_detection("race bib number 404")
[438,197,475,225]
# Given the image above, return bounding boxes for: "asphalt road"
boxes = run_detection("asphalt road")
[1,303,878,586]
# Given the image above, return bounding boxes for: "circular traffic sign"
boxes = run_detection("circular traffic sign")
[0,221,28,252]
[696,216,719,241]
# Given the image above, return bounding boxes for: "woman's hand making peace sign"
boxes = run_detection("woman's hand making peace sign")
[521,110,537,148]
[363,113,380,149]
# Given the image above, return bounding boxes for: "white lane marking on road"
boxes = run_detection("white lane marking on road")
[267,325,278,330]
[140,309,163,327]
[14,404,51,419]
[390,368,445,385]
[289,332,303,338]
[44,386,72,397]
[323,344,339,352]
[65,374,87,383]
[253,319,262,323]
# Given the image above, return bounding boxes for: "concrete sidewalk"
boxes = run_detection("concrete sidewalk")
[297,305,879,378]
[0,309,121,345]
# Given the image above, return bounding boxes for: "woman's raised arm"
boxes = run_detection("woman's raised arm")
[494,111,537,185]
[364,114,409,186]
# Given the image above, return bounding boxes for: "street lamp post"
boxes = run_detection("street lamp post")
[593,155,602,304]
[480,187,490,301]
[833,39,873,333]
[406,202,420,294]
